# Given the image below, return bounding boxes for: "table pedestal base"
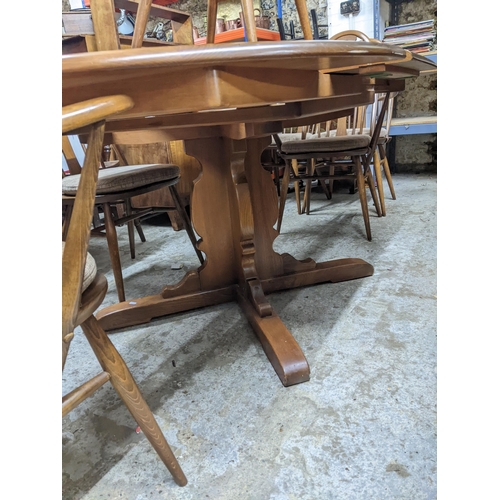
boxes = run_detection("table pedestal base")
[96,256,373,386]
[96,135,374,386]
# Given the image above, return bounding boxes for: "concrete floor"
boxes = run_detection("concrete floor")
[62,172,437,500]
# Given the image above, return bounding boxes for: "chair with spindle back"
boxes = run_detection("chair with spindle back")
[274,30,399,238]
[62,136,203,304]
[273,105,382,240]
[330,30,397,213]
[62,95,187,487]
[63,0,204,303]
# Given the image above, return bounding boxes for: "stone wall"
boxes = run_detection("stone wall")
[62,1,328,40]
[390,0,437,172]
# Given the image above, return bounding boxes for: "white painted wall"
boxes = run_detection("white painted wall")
[327,0,390,40]
[62,135,86,174]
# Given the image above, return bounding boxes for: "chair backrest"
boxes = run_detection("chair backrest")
[62,95,134,366]
[88,0,193,212]
[369,92,397,136]
[326,30,376,137]
[329,29,371,42]
[90,0,153,51]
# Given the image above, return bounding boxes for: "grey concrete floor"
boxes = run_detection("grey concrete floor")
[62,172,437,500]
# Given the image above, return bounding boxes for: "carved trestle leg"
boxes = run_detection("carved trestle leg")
[224,137,309,385]
[97,136,240,330]
[239,137,374,385]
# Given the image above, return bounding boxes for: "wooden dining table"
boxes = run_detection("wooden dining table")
[62,40,436,387]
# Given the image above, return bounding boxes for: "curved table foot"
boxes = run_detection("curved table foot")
[96,284,235,331]
[237,289,310,387]
[262,256,374,294]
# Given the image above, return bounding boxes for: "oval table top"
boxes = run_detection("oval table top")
[62,40,436,140]
[62,39,434,74]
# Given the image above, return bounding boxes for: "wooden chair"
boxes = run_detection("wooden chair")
[62,137,204,304]
[309,96,397,218]
[85,0,200,228]
[273,112,382,240]
[330,30,397,213]
[62,95,187,487]
[307,92,396,217]
[63,0,204,303]
[274,30,400,237]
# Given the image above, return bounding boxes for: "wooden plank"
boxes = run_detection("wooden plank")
[391,116,437,126]
[114,0,191,23]
[62,12,94,35]
[390,116,437,136]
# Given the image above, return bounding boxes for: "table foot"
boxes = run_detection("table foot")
[237,289,310,387]
[261,254,374,294]
[96,284,235,331]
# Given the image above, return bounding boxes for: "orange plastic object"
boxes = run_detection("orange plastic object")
[194,27,281,45]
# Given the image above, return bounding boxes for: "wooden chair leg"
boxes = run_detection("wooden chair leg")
[80,314,188,487]
[274,165,281,196]
[291,159,302,215]
[168,185,204,265]
[313,161,331,200]
[125,200,136,259]
[293,0,314,40]
[103,202,126,302]
[379,144,396,200]
[92,207,102,230]
[373,149,386,216]
[363,159,382,217]
[206,0,218,43]
[135,219,147,242]
[304,157,314,215]
[317,164,331,200]
[240,0,258,42]
[277,162,290,233]
[318,179,330,199]
[328,163,336,195]
[354,156,372,241]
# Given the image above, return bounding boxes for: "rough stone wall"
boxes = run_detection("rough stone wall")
[391,0,437,172]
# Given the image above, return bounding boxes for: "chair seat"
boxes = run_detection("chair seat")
[280,134,371,154]
[272,132,316,144]
[320,128,388,142]
[62,242,97,292]
[62,164,180,195]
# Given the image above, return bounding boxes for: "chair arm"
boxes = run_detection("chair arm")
[62,95,134,134]
[62,94,134,335]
